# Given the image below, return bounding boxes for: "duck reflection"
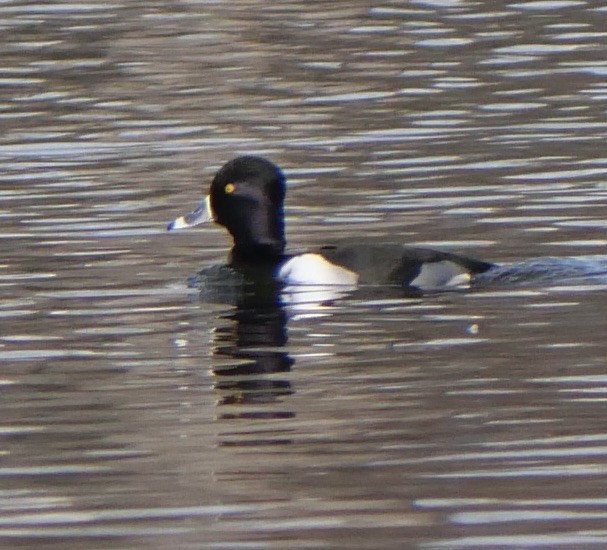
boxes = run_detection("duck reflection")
[191,266,296,420]
[211,300,294,409]
[191,264,356,421]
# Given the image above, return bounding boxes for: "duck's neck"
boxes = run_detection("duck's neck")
[229,243,286,267]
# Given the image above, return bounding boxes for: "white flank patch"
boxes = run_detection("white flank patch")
[410,261,471,289]
[278,254,359,287]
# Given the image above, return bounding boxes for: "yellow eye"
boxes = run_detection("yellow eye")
[224,183,235,194]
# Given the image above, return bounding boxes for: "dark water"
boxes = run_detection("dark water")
[2,1,607,548]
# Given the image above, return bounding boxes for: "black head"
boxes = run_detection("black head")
[209,156,286,258]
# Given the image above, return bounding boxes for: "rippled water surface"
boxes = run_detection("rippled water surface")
[3,1,607,548]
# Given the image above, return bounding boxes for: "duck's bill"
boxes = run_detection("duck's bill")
[167,195,214,231]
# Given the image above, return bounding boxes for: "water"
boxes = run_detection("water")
[2,1,607,548]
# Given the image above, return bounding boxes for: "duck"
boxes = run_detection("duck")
[167,156,495,291]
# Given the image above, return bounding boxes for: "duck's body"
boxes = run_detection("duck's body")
[278,243,493,289]
[167,156,495,292]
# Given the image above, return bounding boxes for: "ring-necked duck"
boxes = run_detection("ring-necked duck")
[167,156,495,291]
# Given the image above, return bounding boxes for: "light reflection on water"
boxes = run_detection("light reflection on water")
[2,0,607,548]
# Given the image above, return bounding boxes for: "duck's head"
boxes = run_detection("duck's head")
[168,156,286,258]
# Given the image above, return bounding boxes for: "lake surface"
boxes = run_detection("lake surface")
[2,1,607,548]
